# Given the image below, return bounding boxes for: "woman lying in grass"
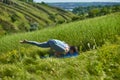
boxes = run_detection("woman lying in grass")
[20,39,78,58]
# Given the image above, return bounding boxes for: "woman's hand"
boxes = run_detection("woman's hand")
[20,39,28,43]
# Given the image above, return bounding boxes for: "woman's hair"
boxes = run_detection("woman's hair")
[70,46,78,53]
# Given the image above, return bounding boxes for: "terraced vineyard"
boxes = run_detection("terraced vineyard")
[0,0,78,35]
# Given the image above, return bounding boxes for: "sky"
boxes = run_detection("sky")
[34,0,120,3]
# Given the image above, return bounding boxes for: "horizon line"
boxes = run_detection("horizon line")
[46,2,120,3]
[35,1,120,3]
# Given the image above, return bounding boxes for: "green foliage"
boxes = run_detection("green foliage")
[10,14,18,22]
[30,22,39,31]
[0,25,6,35]
[48,14,56,22]
[88,8,100,17]
[73,5,120,18]
[18,0,33,3]
[71,16,80,21]
[2,0,12,5]
[100,7,110,15]
[41,1,46,4]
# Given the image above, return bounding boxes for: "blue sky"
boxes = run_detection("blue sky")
[34,0,120,2]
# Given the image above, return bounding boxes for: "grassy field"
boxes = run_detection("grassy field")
[0,12,120,80]
[0,43,120,80]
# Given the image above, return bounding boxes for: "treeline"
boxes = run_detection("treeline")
[72,5,120,19]
[0,0,12,4]
[18,0,33,2]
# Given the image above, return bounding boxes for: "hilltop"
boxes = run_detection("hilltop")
[0,0,78,35]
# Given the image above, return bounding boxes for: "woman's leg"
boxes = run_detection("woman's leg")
[26,41,50,48]
[26,39,66,53]
[48,39,66,53]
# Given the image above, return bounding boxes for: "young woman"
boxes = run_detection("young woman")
[20,39,78,57]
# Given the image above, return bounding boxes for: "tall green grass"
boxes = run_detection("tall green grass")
[0,12,120,53]
[0,41,120,80]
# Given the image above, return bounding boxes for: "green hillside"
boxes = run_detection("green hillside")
[0,12,120,53]
[0,13,120,80]
[0,0,78,35]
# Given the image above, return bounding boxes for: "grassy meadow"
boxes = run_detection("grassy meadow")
[0,12,120,80]
[0,12,120,53]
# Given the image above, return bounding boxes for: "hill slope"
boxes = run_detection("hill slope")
[0,0,77,35]
[0,12,120,80]
[0,12,120,53]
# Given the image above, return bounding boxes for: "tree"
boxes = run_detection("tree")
[41,1,45,4]
[100,7,109,15]
[2,0,11,4]
[113,5,120,12]
[30,22,38,31]
[88,8,100,17]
